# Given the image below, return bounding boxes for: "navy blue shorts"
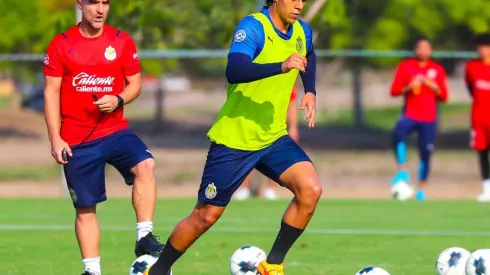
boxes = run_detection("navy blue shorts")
[198,135,311,206]
[63,129,153,208]
[392,116,437,149]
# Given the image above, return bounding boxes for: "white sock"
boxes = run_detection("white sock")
[136,221,153,241]
[483,180,490,194]
[82,257,101,275]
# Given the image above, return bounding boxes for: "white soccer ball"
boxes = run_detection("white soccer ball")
[130,254,172,275]
[230,245,267,275]
[465,249,490,275]
[390,181,414,201]
[355,266,390,275]
[435,247,470,275]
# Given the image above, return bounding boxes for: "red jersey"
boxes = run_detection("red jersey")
[465,59,490,119]
[290,87,297,101]
[43,24,140,146]
[390,58,448,122]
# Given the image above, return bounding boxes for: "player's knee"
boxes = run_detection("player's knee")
[132,158,155,180]
[193,208,222,232]
[297,179,322,207]
[76,206,97,221]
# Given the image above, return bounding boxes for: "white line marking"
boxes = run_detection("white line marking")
[1,224,489,236]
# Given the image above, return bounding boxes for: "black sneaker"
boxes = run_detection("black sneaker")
[135,232,166,257]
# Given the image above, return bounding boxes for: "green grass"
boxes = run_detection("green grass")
[314,103,471,131]
[1,198,489,274]
[0,164,60,181]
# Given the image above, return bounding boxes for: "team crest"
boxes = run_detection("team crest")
[296,36,304,53]
[69,188,77,203]
[427,68,437,79]
[104,45,117,61]
[205,183,217,199]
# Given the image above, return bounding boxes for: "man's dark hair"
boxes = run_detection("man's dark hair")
[475,33,490,46]
[412,36,430,49]
[266,0,274,7]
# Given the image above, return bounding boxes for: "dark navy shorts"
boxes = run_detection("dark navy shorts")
[198,135,311,206]
[63,129,153,208]
[392,116,437,148]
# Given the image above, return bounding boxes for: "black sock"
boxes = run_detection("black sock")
[478,150,490,180]
[149,240,183,275]
[266,220,304,264]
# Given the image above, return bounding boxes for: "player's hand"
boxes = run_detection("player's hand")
[422,77,439,91]
[282,53,307,73]
[407,76,422,95]
[50,136,72,164]
[301,92,316,129]
[94,95,119,113]
[288,126,300,142]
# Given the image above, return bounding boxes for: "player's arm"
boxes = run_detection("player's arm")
[297,22,317,128]
[390,63,410,96]
[226,17,281,84]
[299,22,316,96]
[119,73,142,105]
[465,62,474,97]
[44,76,62,142]
[434,67,449,102]
[43,38,72,163]
[119,37,142,105]
[225,17,306,84]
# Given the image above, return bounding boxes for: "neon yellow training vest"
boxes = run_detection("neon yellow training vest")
[207,13,307,151]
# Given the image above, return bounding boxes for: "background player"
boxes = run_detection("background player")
[43,0,164,274]
[234,86,300,200]
[389,37,449,201]
[465,33,490,202]
[145,0,321,274]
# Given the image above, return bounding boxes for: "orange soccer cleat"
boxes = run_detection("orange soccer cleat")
[257,260,285,275]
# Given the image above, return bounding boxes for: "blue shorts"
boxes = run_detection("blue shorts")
[392,116,437,148]
[63,129,153,208]
[198,135,311,206]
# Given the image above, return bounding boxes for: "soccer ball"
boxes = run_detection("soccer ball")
[230,245,267,275]
[130,254,172,275]
[390,181,414,201]
[435,247,470,275]
[465,249,490,275]
[355,266,390,275]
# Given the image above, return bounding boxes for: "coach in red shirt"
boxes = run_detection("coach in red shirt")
[389,37,449,201]
[43,1,164,274]
[465,33,490,202]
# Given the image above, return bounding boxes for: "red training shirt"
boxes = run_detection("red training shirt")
[43,24,140,146]
[390,58,448,122]
[290,87,297,101]
[465,59,490,120]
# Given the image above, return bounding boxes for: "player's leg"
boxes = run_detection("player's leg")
[391,117,416,185]
[471,121,490,202]
[104,129,164,256]
[146,143,259,275]
[63,142,107,275]
[235,170,254,200]
[414,121,437,201]
[255,135,321,274]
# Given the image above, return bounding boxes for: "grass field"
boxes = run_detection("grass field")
[2,198,490,275]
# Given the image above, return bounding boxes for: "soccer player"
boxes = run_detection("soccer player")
[389,37,448,201]
[465,33,490,202]
[43,1,164,274]
[144,0,321,274]
[235,87,300,200]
